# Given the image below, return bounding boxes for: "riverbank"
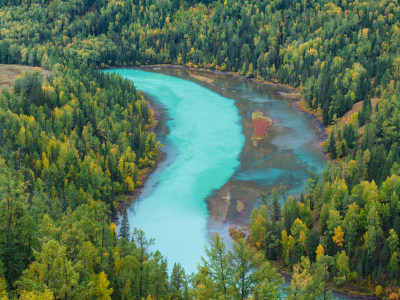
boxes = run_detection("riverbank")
[138,63,300,94]
[114,93,166,222]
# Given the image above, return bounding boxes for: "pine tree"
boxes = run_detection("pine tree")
[149,250,168,300]
[228,239,261,300]
[199,233,231,298]
[240,62,248,77]
[132,228,155,298]
[272,191,281,222]
[170,263,188,299]
[119,210,130,241]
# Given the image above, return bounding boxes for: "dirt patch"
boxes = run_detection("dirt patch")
[206,185,232,224]
[189,74,214,84]
[276,91,302,99]
[325,97,381,136]
[0,64,50,91]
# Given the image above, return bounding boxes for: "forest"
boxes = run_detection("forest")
[1,0,400,298]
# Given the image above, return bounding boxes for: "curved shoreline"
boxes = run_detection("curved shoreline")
[292,100,330,162]
[141,64,330,159]
[113,94,167,224]
[107,65,367,299]
[136,63,301,93]
[110,64,330,221]
[109,64,330,149]
[106,63,300,95]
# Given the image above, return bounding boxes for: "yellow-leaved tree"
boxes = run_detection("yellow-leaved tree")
[315,244,325,261]
[333,226,344,247]
[19,288,54,300]
[0,277,8,300]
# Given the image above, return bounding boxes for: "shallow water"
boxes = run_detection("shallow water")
[105,67,326,275]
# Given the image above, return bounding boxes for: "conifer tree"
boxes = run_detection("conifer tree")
[170,263,188,300]
[132,228,155,298]
[119,210,130,241]
[199,233,231,299]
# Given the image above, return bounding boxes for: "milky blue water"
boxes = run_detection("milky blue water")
[104,68,354,299]
[106,68,245,273]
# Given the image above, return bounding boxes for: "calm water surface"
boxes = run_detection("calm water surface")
[105,67,326,274]
[105,67,354,299]
[106,68,245,273]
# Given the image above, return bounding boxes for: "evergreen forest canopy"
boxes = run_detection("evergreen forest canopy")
[1,0,400,298]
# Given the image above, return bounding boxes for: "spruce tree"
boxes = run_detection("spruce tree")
[119,210,130,241]
[272,195,281,222]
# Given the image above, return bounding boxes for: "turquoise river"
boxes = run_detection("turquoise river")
[105,67,329,277]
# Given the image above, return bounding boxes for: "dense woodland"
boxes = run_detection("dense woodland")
[1,0,400,298]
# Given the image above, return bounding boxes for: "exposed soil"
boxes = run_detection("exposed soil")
[189,74,214,84]
[0,64,50,91]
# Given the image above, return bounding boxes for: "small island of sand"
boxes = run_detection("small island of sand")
[251,111,273,140]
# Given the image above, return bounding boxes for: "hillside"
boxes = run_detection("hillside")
[0,0,400,299]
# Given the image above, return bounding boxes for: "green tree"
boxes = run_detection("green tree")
[170,263,188,300]
[119,210,130,241]
[287,256,312,299]
[329,131,337,159]
[228,239,268,300]
[17,240,79,299]
[198,233,231,299]
[307,255,333,300]
[335,251,350,285]
[89,272,113,300]
[148,251,168,300]
[132,228,155,298]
